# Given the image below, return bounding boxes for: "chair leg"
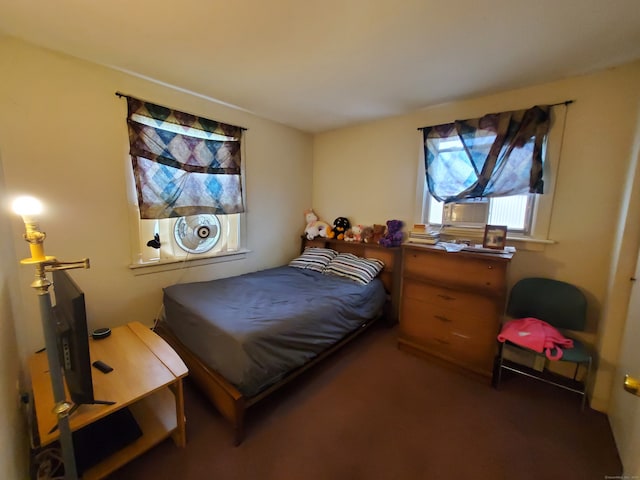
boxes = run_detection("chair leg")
[581,357,592,411]
[494,343,506,389]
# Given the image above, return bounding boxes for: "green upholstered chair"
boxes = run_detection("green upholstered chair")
[494,277,592,410]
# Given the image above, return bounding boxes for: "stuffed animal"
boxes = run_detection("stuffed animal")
[361,226,374,243]
[304,209,331,240]
[379,219,404,247]
[372,224,386,244]
[351,224,363,242]
[343,228,356,242]
[333,217,351,241]
[325,224,334,239]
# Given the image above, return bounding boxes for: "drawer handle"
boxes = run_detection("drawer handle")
[434,315,451,323]
[437,294,455,301]
[452,332,471,339]
[488,265,493,270]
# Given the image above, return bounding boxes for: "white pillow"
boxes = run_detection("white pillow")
[289,247,338,273]
[323,253,385,285]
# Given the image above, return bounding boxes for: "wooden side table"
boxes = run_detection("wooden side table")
[29,321,188,479]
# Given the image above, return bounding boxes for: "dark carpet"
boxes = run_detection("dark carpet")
[107,324,622,480]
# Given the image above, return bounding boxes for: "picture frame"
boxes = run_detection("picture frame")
[483,225,507,250]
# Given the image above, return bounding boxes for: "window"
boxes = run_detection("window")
[418,104,569,245]
[424,133,536,233]
[120,95,246,268]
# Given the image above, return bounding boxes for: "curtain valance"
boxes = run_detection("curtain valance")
[125,96,245,219]
[421,105,550,203]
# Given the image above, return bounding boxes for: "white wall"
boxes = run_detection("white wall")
[313,61,640,411]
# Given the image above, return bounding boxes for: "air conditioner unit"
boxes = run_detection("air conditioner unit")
[442,198,488,228]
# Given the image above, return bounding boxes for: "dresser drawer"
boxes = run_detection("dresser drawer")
[449,330,497,371]
[403,248,507,294]
[402,280,498,321]
[399,299,497,373]
[400,296,451,345]
[400,296,497,350]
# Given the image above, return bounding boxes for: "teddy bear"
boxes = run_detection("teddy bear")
[343,228,356,242]
[379,219,404,247]
[333,217,351,241]
[304,209,332,240]
[344,225,364,242]
[352,224,363,242]
[361,226,374,243]
[372,224,386,244]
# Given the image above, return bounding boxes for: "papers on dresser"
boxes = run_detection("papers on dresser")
[462,244,516,254]
[432,242,516,254]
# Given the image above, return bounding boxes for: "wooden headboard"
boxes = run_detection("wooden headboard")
[301,236,401,324]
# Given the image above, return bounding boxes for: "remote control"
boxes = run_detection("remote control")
[92,360,113,373]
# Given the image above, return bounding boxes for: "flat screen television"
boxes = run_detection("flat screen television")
[52,269,95,405]
[51,270,114,416]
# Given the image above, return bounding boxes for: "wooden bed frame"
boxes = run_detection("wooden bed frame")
[155,237,401,445]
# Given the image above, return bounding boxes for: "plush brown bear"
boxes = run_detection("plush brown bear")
[372,224,386,244]
[361,226,374,243]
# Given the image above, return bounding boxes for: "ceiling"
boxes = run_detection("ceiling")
[1,1,639,133]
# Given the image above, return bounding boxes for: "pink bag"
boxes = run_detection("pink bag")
[497,317,574,360]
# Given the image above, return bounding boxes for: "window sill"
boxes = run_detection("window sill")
[128,248,250,276]
[506,235,556,251]
[433,226,555,252]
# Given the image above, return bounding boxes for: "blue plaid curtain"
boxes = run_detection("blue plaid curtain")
[421,105,550,203]
[126,97,245,219]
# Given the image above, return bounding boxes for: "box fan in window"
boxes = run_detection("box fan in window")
[171,214,221,255]
[138,214,239,263]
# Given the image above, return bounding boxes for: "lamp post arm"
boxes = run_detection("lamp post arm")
[45,258,90,273]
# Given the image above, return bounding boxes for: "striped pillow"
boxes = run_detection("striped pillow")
[289,247,338,272]
[323,253,385,285]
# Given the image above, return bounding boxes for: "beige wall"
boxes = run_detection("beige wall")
[2,34,639,473]
[0,157,28,480]
[0,34,313,468]
[0,36,313,359]
[313,61,640,411]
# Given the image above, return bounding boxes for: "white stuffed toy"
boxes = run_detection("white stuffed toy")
[352,224,363,242]
[344,224,363,242]
[304,209,331,240]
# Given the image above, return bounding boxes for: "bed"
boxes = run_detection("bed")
[155,237,400,444]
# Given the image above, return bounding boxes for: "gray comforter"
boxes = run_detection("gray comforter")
[162,266,386,397]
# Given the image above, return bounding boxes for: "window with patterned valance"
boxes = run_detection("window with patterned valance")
[421,105,550,204]
[125,96,245,219]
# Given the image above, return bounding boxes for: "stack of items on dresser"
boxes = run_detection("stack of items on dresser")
[406,224,440,245]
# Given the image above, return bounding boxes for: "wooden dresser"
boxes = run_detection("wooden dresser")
[398,244,513,378]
